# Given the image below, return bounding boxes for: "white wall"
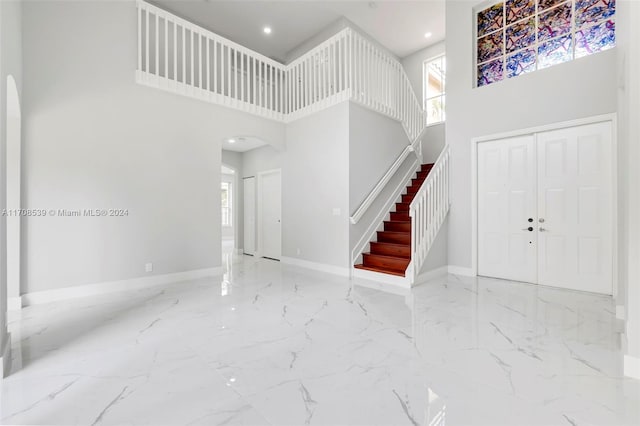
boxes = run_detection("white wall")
[445,0,618,272]
[221,150,243,246]
[421,123,446,164]
[401,41,445,102]
[349,103,407,211]
[0,0,22,376]
[21,1,285,294]
[283,102,350,268]
[348,103,413,252]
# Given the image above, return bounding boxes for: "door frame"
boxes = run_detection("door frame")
[256,168,282,260]
[470,113,618,296]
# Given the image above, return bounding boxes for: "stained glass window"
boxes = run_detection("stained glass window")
[475,0,616,87]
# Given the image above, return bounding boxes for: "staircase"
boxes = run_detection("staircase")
[354,163,434,277]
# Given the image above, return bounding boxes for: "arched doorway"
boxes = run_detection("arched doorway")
[6,75,21,310]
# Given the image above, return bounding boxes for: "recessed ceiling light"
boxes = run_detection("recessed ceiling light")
[228,138,236,144]
[424,32,433,38]
[263,27,272,35]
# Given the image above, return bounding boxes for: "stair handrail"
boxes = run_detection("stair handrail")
[409,145,450,278]
[350,137,422,225]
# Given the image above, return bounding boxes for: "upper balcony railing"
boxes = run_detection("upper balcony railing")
[136,0,427,142]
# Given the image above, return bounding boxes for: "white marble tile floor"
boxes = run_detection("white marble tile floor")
[1,251,638,425]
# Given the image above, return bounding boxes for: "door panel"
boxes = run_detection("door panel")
[260,170,281,260]
[243,177,256,255]
[478,135,537,283]
[537,122,612,294]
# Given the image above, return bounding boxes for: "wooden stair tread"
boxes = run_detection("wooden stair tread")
[354,264,406,277]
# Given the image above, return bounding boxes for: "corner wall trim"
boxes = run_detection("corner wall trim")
[19,267,223,307]
[1,333,12,378]
[8,297,22,311]
[616,305,626,320]
[447,265,476,277]
[281,256,350,278]
[624,354,640,379]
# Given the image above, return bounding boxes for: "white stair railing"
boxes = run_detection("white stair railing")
[136,1,426,142]
[409,145,450,279]
[137,0,287,121]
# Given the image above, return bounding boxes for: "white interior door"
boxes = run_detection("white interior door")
[243,177,256,256]
[478,135,538,283]
[259,170,281,260]
[537,122,613,294]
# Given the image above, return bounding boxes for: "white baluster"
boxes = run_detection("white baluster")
[221,44,225,97]
[164,17,168,78]
[206,38,210,92]
[227,46,231,101]
[173,22,177,82]
[155,13,159,75]
[182,26,186,84]
[235,49,239,101]
[145,9,149,73]
[137,6,142,72]
[213,40,218,95]
[190,30,194,86]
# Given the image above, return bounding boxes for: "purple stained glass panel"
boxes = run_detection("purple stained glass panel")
[506,0,535,24]
[538,0,566,10]
[538,2,572,42]
[478,58,504,86]
[576,0,615,27]
[538,34,573,69]
[478,3,504,37]
[575,20,616,57]
[507,49,536,77]
[477,31,504,63]
[506,18,535,53]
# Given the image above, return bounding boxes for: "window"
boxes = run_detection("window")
[424,55,446,125]
[476,0,616,87]
[221,182,232,226]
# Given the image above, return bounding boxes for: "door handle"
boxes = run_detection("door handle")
[539,227,546,232]
[522,227,534,232]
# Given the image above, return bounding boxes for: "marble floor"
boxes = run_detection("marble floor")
[1,251,639,426]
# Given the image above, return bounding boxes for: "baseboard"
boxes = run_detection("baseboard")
[351,267,411,289]
[20,267,223,307]
[1,333,12,378]
[414,265,449,285]
[8,297,22,311]
[280,256,350,278]
[624,354,640,379]
[616,305,626,320]
[351,273,411,296]
[447,265,476,277]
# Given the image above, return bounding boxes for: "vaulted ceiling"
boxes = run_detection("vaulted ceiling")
[150,0,445,62]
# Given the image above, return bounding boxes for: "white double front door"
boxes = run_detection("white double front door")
[477,121,613,295]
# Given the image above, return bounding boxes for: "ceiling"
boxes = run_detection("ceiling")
[150,0,445,62]
[221,136,267,152]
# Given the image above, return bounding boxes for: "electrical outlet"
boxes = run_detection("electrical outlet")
[145,262,153,273]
